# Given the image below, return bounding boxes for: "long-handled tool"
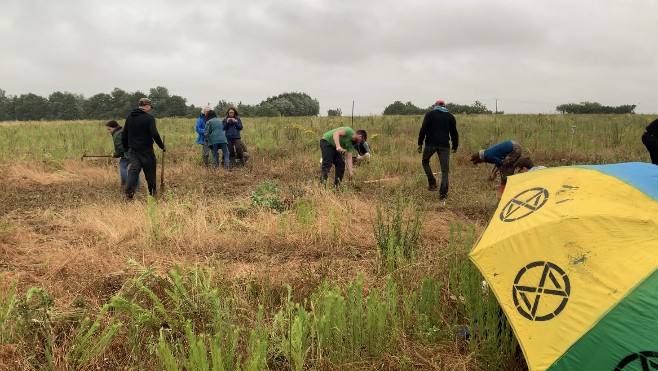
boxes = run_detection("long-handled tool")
[160,136,165,193]
[81,151,112,161]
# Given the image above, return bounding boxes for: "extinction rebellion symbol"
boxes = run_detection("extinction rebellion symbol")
[512,261,570,321]
[615,351,658,370]
[499,187,549,222]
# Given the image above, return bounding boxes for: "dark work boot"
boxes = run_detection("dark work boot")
[428,184,437,191]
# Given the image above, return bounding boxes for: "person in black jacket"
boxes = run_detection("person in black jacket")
[642,118,658,165]
[122,97,165,199]
[417,99,459,199]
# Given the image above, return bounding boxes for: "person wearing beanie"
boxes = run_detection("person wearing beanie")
[417,99,459,200]
[105,120,141,189]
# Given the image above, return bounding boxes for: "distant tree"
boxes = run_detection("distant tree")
[128,91,148,109]
[0,89,15,121]
[327,108,342,116]
[48,91,81,120]
[84,93,113,119]
[167,95,188,117]
[214,100,233,115]
[446,101,493,114]
[556,101,636,114]
[14,93,48,121]
[383,101,425,115]
[261,92,319,116]
[110,88,132,118]
[149,86,171,118]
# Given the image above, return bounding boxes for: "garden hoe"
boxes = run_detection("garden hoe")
[81,151,112,161]
[160,136,165,193]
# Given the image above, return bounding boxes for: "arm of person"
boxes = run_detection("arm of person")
[113,131,123,158]
[204,122,212,142]
[450,115,459,152]
[332,128,346,152]
[195,117,205,135]
[418,113,429,147]
[346,152,354,177]
[122,121,129,152]
[149,118,165,150]
[235,117,243,130]
[489,165,499,181]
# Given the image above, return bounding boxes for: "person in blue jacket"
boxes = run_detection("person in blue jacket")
[222,107,245,166]
[195,105,211,167]
[470,140,522,193]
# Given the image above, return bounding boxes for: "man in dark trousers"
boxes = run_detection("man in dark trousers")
[417,99,459,200]
[122,97,165,199]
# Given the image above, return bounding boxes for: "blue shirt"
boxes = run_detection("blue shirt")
[483,140,513,167]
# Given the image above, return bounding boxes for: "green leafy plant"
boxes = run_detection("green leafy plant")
[251,181,286,213]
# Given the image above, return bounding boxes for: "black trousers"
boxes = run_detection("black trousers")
[227,138,244,161]
[642,132,658,165]
[126,149,157,197]
[422,145,450,196]
[320,139,345,186]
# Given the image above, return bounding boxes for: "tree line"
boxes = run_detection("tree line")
[0,88,321,121]
[0,86,639,121]
[555,102,636,114]
[383,100,497,115]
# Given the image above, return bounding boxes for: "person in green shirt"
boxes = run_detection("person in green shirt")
[320,127,367,187]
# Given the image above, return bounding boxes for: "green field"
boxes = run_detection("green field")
[0,114,652,370]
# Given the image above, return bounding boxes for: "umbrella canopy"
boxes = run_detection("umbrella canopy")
[469,162,658,371]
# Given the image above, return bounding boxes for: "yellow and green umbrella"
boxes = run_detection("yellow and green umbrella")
[469,162,658,371]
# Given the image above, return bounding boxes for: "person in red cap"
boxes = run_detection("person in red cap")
[417,99,459,200]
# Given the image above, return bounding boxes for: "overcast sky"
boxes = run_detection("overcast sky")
[2,0,657,115]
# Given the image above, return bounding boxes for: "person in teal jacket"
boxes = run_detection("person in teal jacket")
[204,110,229,169]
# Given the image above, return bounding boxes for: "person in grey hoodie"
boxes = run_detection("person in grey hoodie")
[204,110,229,169]
[222,107,245,166]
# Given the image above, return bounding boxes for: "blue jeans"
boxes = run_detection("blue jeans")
[119,158,141,187]
[209,143,230,168]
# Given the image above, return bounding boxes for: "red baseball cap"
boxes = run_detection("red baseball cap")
[435,99,445,106]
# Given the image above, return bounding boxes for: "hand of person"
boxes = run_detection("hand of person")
[417,145,422,154]
[336,146,345,154]
[451,148,457,153]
